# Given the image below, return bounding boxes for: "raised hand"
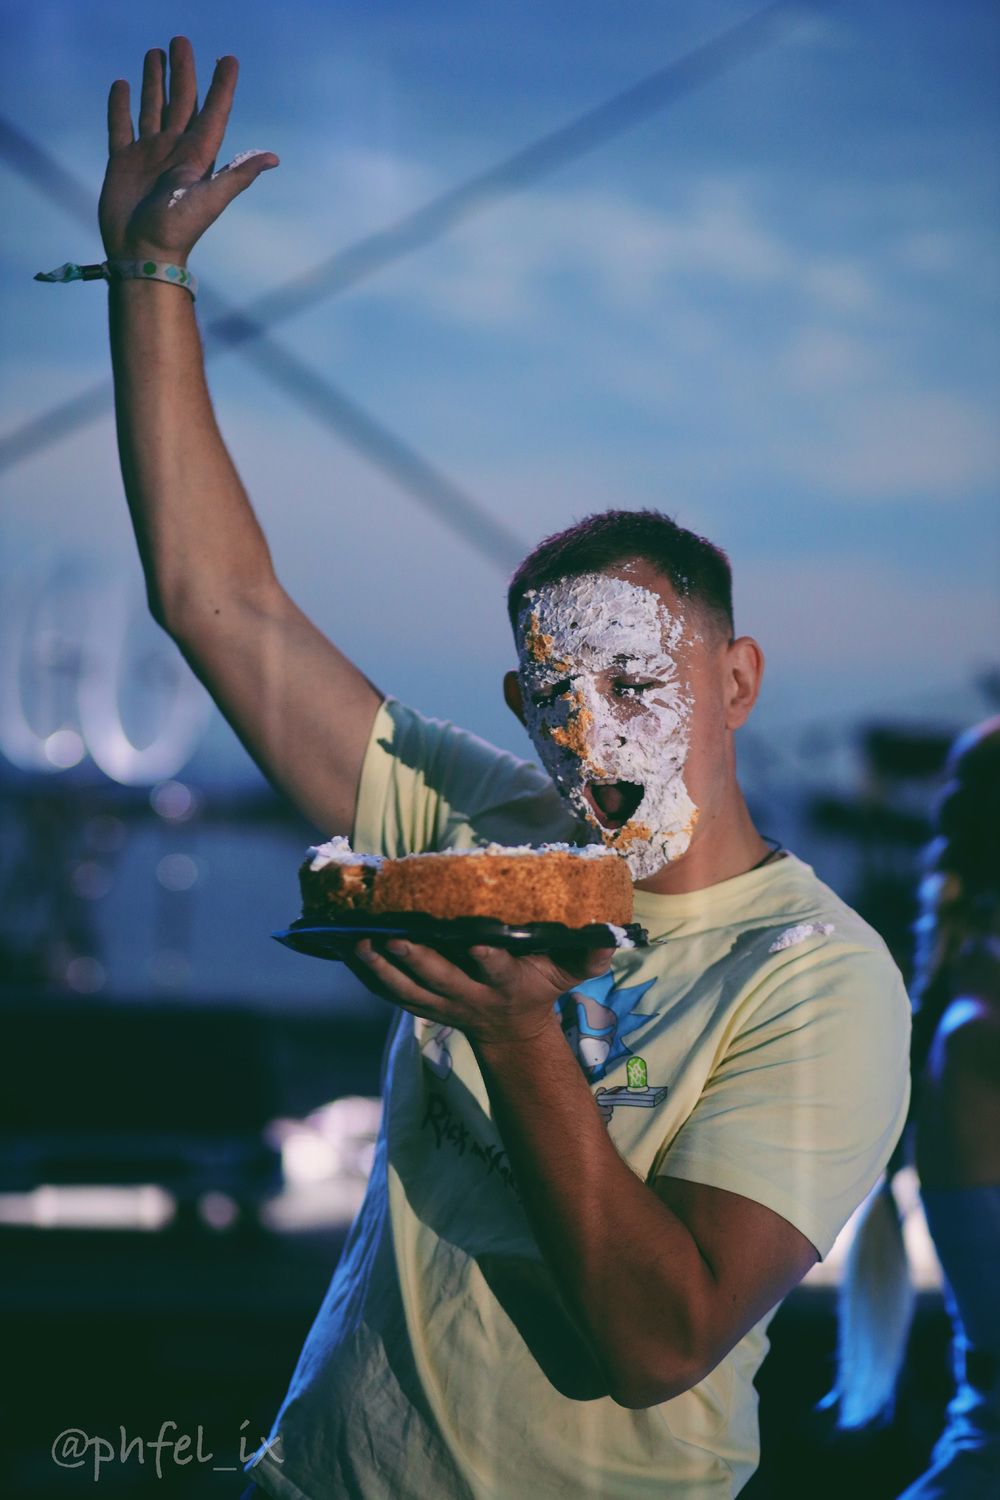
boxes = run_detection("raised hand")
[99,36,278,264]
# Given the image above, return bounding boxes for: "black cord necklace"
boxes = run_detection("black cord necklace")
[749,835,784,872]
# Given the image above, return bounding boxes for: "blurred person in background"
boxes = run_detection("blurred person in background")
[94,39,911,1500]
[828,717,1000,1498]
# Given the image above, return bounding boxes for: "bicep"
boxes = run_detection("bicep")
[178,584,382,833]
[652,1176,818,1360]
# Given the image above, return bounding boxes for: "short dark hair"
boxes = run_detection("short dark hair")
[507,508,734,638]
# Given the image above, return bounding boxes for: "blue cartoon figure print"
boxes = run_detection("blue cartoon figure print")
[557,971,669,1123]
[556,970,656,1080]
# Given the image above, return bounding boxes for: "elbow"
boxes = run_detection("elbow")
[139,544,283,644]
[608,1364,706,1410]
[587,1296,722,1409]
[145,583,170,633]
[137,565,183,636]
[606,1346,715,1410]
[601,1301,723,1406]
[152,572,286,646]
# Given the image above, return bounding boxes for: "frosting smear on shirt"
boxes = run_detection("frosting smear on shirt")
[517,573,697,880]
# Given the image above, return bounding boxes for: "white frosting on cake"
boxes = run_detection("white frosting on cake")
[306,838,608,871]
[395,841,614,861]
[307,837,384,872]
[606,923,637,949]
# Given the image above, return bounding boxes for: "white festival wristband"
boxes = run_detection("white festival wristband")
[34,259,198,299]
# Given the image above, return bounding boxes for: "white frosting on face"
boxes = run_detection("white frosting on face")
[517,572,698,880]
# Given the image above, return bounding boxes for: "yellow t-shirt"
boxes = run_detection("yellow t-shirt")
[256,701,910,1500]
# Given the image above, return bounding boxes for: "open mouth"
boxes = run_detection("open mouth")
[584,781,644,829]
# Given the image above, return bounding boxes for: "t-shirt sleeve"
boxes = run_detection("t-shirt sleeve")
[653,940,911,1258]
[352,698,576,858]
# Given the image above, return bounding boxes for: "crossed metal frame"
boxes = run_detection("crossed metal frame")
[0,2,810,569]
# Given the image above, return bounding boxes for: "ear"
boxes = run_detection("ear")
[503,670,527,726]
[724,637,764,730]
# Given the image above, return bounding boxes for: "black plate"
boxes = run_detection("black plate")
[273,913,647,960]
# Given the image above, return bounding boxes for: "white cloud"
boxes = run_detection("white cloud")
[779,392,1000,497]
[736,559,999,673]
[357,176,797,326]
[800,259,875,312]
[895,231,964,275]
[778,327,875,393]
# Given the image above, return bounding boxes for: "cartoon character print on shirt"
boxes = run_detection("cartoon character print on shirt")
[415,971,656,1085]
[414,974,668,1124]
[557,970,656,1080]
[415,1017,454,1080]
[556,972,669,1122]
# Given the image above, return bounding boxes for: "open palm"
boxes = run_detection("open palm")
[99,36,277,264]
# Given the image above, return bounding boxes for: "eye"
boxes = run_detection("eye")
[612,679,660,699]
[530,678,573,706]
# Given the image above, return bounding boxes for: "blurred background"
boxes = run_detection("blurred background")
[1,1,997,1495]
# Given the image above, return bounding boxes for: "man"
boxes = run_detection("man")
[99,40,910,1498]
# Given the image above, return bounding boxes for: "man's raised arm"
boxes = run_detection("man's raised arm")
[102,37,381,833]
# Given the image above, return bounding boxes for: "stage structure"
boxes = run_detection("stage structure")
[0,1,821,568]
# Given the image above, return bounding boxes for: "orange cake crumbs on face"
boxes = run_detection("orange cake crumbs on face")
[522,612,554,664]
[548,691,598,766]
[299,839,633,929]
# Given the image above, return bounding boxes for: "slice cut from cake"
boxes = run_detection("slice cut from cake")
[300,837,383,917]
[299,839,632,929]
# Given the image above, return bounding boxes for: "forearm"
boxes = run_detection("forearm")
[472,1014,719,1406]
[362,937,819,1405]
[109,277,278,629]
[108,277,379,830]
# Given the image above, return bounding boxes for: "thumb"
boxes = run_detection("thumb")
[548,946,615,986]
[203,147,279,207]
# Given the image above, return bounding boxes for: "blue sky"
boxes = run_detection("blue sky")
[2,0,998,781]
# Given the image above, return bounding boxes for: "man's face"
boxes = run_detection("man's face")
[516,563,709,880]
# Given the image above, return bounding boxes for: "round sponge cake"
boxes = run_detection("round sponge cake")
[300,839,632,929]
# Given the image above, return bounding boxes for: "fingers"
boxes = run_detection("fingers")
[582,946,616,977]
[548,946,615,988]
[188,54,240,157]
[383,940,475,996]
[138,48,166,138]
[340,950,406,1005]
[107,80,134,154]
[357,941,456,1014]
[468,945,520,985]
[164,35,198,133]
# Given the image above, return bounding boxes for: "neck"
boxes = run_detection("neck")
[632,783,771,896]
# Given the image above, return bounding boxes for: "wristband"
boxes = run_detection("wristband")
[35,259,197,299]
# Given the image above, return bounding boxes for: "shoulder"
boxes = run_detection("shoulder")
[359,698,576,853]
[749,855,899,972]
[374,698,548,795]
[730,861,911,1066]
[686,854,910,1041]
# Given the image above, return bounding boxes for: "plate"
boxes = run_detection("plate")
[273,913,647,961]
